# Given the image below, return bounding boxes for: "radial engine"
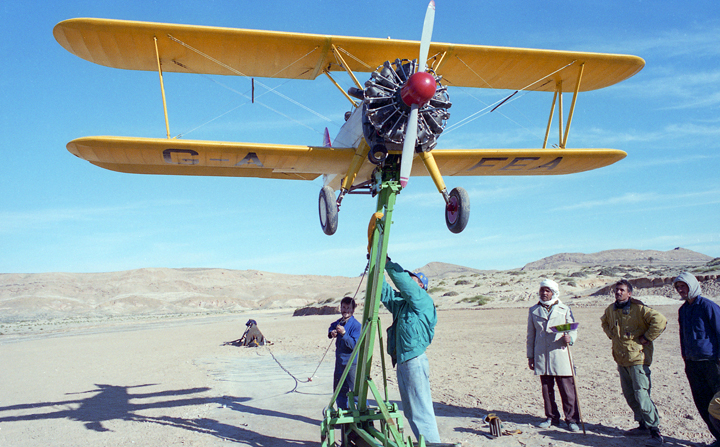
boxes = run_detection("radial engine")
[355,59,452,165]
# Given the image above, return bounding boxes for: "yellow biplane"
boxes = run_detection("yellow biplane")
[54,2,644,236]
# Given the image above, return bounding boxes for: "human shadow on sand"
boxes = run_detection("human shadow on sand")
[433,401,698,447]
[0,383,318,445]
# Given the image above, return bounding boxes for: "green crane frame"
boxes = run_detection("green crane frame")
[320,162,427,447]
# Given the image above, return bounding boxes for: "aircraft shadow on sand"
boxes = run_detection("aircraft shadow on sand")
[0,383,319,445]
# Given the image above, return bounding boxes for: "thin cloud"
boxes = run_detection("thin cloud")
[555,189,720,211]
[628,26,720,59]
[0,200,197,233]
[622,153,720,169]
[634,69,720,109]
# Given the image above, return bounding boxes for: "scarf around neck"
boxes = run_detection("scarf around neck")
[538,298,559,312]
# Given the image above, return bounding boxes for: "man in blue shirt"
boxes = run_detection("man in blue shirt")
[676,272,720,445]
[328,296,362,410]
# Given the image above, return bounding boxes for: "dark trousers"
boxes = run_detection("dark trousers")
[541,375,579,424]
[685,359,720,440]
[712,415,720,439]
[334,361,357,410]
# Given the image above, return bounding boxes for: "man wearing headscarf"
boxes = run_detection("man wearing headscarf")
[600,279,667,446]
[527,279,580,432]
[675,272,720,445]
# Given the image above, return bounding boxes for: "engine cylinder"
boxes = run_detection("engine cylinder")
[361,59,451,154]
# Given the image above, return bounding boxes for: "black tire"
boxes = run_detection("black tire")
[319,186,339,235]
[445,187,470,234]
[368,144,388,165]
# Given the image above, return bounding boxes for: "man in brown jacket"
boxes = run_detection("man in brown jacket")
[601,279,667,446]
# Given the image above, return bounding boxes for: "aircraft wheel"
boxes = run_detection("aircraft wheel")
[319,186,339,235]
[368,144,388,165]
[445,187,470,234]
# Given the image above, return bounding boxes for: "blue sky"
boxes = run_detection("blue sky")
[2,0,719,276]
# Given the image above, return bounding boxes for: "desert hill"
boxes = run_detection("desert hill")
[1,248,718,330]
[0,268,361,322]
[523,247,712,269]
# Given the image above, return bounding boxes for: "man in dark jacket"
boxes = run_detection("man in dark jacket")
[381,259,440,444]
[675,272,720,445]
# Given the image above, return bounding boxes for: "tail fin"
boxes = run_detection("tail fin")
[323,127,332,147]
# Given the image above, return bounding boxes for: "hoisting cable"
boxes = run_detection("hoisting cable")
[267,262,370,393]
[267,340,334,394]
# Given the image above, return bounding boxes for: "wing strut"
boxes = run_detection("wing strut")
[562,63,585,148]
[340,139,371,192]
[154,36,171,139]
[543,63,585,148]
[427,50,448,72]
[542,91,558,148]
[331,45,365,90]
[323,70,358,107]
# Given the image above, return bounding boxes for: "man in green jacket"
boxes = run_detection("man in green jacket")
[601,279,667,446]
[381,259,440,444]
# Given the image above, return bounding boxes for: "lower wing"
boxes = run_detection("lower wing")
[67,136,625,180]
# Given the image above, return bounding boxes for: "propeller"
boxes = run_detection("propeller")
[399,0,436,189]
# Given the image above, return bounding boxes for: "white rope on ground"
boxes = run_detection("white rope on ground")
[267,339,334,394]
[267,262,369,394]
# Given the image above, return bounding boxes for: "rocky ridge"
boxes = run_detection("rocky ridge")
[1,248,718,327]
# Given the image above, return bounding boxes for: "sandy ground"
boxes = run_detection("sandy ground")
[0,302,715,447]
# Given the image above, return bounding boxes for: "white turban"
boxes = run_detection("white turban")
[539,279,560,302]
[673,272,702,300]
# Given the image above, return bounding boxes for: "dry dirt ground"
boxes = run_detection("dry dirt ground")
[1,303,716,447]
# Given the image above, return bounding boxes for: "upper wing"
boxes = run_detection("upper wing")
[67,136,355,180]
[54,18,644,91]
[67,136,625,181]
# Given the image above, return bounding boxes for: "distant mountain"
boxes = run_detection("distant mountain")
[413,262,494,279]
[2,249,717,324]
[0,268,362,321]
[523,247,713,270]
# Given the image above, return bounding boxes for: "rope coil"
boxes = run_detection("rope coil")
[267,262,369,394]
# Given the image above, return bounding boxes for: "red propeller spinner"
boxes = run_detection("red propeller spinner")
[400,71,437,107]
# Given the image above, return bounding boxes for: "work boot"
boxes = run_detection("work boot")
[626,421,649,436]
[538,418,557,429]
[645,427,664,446]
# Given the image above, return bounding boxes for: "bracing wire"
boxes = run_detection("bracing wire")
[170,66,322,138]
[166,34,338,138]
[444,56,577,135]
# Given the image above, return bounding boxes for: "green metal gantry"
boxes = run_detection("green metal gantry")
[320,160,428,447]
